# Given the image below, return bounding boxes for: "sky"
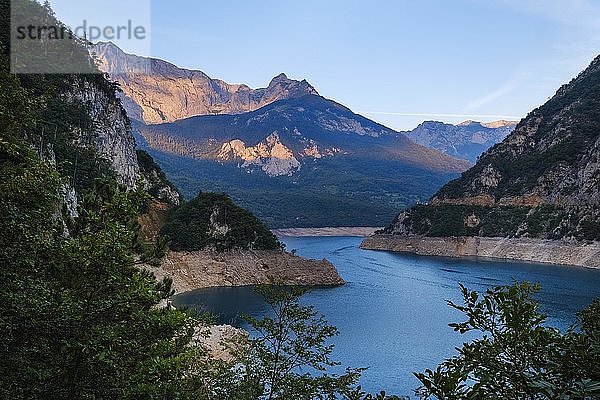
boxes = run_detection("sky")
[48,0,600,131]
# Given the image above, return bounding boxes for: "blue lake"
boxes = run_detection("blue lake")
[173,236,600,397]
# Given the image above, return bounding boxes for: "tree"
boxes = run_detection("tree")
[0,147,206,399]
[415,282,600,400]
[208,285,400,400]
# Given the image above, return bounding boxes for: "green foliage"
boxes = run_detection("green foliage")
[0,147,204,398]
[208,286,398,400]
[136,149,181,206]
[2,3,385,399]
[392,204,600,240]
[161,192,281,252]
[0,140,385,399]
[415,282,600,400]
[396,204,530,237]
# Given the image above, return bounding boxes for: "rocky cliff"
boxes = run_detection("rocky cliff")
[66,79,141,189]
[373,54,600,245]
[216,132,301,177]
[91,42,318,124]
[434,57,600,209]
[62,78,182,208]
[404,120,517,163]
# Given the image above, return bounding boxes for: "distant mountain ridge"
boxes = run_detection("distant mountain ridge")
[139,94,469,177]
[404,120,517,163]
[91,42,318,124]
[136,94,470,227]
[382,54,600,241]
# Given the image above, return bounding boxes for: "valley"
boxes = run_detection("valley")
[94,43,471,228]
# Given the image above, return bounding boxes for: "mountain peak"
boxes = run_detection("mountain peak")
[457,120,481,127]
[92,43,319,124]
[406,118,517,163]
[481,120,519,129]
[270,73,289,84]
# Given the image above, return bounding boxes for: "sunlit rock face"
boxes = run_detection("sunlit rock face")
[217,132,301,177]
[92,42,318,124]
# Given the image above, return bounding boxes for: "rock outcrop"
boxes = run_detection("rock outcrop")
[146,249,345,294]
[217,132,301,177]
[59,78,183,216]
[91,42,318,124]
[66,80,141,189]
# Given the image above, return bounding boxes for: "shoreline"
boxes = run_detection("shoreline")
[147,249,345,294]
[360,235,600,269]
[273,227,383,237]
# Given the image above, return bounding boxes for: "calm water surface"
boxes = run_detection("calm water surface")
[173,236,600,397]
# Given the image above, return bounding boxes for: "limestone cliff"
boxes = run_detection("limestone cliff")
[217,132,301,177]
[66,79,141,189]
[62,78,182,207]
[91,42,318,124]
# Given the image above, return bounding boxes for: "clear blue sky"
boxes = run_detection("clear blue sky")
[49,0,600,130]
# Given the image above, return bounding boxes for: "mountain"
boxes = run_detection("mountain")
[134,94,470,228]
[404,120,517,163]
[138,94,469,176]
[381,54,600,241]
[91,42,318,124]
[96,43,470,228]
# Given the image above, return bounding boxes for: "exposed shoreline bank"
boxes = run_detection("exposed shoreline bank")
[273,227,383,237]
[361,235,600,269]
[147,249,345,294]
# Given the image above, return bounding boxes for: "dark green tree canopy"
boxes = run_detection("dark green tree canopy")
[415,282,600,400]
[161,192,281,252]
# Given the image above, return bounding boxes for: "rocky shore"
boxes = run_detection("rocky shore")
[273,227,382,237]
[361,235,600,269]
[146,249,345,294]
